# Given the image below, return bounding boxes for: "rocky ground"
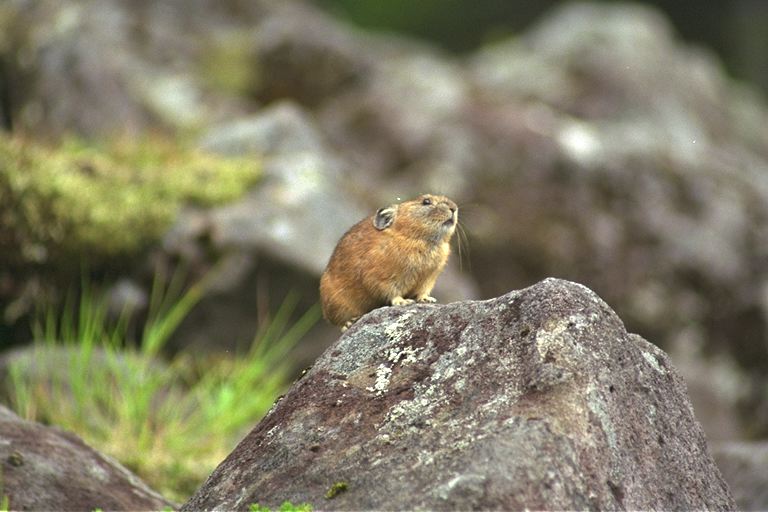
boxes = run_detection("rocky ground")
[1,0,767,509]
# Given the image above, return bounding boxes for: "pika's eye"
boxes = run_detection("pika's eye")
[422,198,432,206]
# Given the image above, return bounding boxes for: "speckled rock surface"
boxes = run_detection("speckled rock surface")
[182,278,734,511]
[0,405,173,511]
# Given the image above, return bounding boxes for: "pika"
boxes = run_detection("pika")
[320,194,458,330]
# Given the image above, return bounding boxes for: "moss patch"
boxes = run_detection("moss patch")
[0,134,260,266]
[324,481,348,500]
[250,502,313,512]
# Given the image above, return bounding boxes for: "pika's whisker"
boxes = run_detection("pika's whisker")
[455,221,471,273]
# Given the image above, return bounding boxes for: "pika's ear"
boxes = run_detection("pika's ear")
[373,206,396,230]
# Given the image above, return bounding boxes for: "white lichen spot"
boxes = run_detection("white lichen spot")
[384,394,434,431]
[365,364,393,395]
[587,385,617,451]
[386,344,422,365]
[566,313,589,330]
[535,314,590,362]
[365,345,423,396]
[535,319,567,359]
[641,351,667,374]
[384,310,417,343]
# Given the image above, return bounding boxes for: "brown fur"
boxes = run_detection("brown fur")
[320,194,458,329]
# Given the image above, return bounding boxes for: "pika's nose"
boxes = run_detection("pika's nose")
[449,205,457,213]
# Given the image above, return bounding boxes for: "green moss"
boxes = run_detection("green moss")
[250,502,313,512]
[324,481,348,500]
[0,134,260,266]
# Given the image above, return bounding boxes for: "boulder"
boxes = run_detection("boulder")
[196,101,365,276]
[0,404,173,511]
[182,279,734,511]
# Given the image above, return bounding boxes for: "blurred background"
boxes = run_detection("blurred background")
[319,0,768,95]
[0,0,767,507]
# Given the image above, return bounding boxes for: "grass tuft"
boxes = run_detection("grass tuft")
[6,272,319,503]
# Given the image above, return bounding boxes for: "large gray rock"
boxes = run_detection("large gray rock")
[182,279,733,511]
[0,404,173,511]
[197,102,365,276]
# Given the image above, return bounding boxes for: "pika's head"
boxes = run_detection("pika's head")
[373,194,458,242]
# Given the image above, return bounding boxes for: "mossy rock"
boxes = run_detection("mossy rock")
[0,134,260,267]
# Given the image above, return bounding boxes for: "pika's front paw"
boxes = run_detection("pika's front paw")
[391,296,415,306]
[417,296,437,303]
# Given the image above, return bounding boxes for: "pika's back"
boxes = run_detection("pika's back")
[320,194,458,329]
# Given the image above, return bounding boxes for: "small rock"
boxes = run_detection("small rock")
[0,404,173,511]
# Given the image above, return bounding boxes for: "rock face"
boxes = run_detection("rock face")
[0,405,173,511]
[182,279,733,511]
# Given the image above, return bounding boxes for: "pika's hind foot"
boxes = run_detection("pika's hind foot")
[391,296,416,306]
[340,316,360,332]
[417,296,437,303]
